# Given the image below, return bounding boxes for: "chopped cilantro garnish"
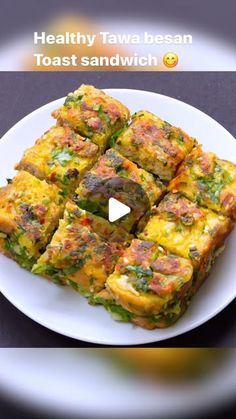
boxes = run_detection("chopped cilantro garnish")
[135,277,149,293]
[175,134,185,145]
[93,104,111,124]
[51,146,74,166]
[124,264,153,279]
[74,198,103,216]
[64,94,83,106]
[196,161,232,204]
[5,238,35,270]
[59,188,68,198]
[63,259,85,275]
[109,124,128,147]
[197,176,225,204]
[93,104,102,111]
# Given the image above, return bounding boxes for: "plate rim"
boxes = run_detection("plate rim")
[0,266,236,345]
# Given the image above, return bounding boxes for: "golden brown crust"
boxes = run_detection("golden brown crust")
[139,193,233,293]
[75,149,165,232]
[131,300,187,329]
[105,239,193,322]
[15,125,99,195]
[32,201,132,294]
[0,171,65,269]
[113,110,196,180]
[52,84,130,151]
[169,145,236,220]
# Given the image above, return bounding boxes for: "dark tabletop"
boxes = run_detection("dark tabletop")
[0,71,235,347]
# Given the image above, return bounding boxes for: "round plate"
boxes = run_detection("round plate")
[0,88,235,345]
[0,349,235,418]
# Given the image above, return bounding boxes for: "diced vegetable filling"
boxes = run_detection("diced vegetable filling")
[0,84,235,330]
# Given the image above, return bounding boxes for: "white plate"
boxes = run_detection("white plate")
[0,88,235,345]
[0,349,235,418]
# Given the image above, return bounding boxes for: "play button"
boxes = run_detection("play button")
[108,197,131,222]
[76,174,150,230]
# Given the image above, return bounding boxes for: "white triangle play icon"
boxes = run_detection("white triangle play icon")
[108,198,131,222]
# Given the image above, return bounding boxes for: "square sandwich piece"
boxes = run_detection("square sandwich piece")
[0,171,65,269]
[32,201,132,296]
[74,149,165,232]
[111,110,196,181]
[15,125,99,196]
[96,239,193,329]
[138,192,233,291]
[52,84,130,151]
[169,145,236,220]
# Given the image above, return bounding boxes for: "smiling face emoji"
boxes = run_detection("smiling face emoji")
[163,52,178,68]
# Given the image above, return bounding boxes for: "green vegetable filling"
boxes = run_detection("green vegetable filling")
[64,94,83,107]
[67,280,92,298]
[93,104,111,124]
[32,258,85,281]
[51,146,75,167]
[122,264,153,293]
[196,162,232,204]
[94,297,132,322]
[109,124,129,147]
[74,198,104,217]
[5,237,36,270]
